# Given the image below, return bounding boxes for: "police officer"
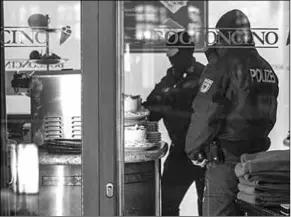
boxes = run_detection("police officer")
[143,31,206,216]
[185,10,279,216]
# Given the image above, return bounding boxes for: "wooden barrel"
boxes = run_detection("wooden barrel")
[124,161,156,216]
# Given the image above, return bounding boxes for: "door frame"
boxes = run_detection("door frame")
[82,1,123,215]
[0,0,8,191]
[81,1,100,215]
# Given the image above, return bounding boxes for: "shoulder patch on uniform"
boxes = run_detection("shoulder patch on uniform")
[200,78,213,93]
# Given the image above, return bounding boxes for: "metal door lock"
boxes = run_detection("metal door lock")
[106,183,114,198]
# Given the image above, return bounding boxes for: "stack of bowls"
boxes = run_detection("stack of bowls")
[146,121,159,132]
[146,122,161,144]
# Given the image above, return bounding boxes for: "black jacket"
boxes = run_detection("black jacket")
[185,48,279,159]
[143,59,205,148]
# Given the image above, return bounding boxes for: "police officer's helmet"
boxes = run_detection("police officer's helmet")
[215,9,254,46]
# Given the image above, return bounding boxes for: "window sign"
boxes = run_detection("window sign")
[3,1,80,71]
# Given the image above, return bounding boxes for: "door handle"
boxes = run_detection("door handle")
[106,183,114,198]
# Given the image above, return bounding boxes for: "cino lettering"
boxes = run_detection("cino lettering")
[1,29,47,45]
[249,69,276,83]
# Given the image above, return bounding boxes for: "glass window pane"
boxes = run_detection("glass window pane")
[121,1,289,216]
[2,1,82,216]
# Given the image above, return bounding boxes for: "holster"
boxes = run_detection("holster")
[206,140,225,163]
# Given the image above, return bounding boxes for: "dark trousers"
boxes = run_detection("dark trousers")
[202,139,269,216]
[203,161,240,216]
[161,145,205,216]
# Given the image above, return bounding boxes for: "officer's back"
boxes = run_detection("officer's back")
[216,48,279,148]
[186,13,279,155]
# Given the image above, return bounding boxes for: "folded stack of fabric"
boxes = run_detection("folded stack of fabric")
[235,150,290,206]
[281,204,290,215]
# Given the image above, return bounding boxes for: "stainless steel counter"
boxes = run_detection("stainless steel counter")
[39,142,168,165]
[3,143,168,216]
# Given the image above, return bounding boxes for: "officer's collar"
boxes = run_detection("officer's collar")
[216,42,256,57]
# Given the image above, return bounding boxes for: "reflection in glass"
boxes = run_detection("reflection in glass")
[124,1,207,52]
[2,1,82,216]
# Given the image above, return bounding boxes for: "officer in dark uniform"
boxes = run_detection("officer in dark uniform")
[185,10,279,216]
[143,31,206,216]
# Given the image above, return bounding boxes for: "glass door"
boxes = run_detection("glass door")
[0,1,119,216]
[116,1,290,216]
[1,1,84,215]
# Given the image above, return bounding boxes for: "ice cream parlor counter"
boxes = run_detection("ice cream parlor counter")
[6,143,167,216]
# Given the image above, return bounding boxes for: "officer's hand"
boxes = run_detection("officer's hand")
[192,159,208,168]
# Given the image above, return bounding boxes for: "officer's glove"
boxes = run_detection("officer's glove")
[192,159,208,168]
[191,151,208,168]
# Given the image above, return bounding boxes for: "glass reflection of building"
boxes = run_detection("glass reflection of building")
[134,4,167,41]
[130,2,204,46]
